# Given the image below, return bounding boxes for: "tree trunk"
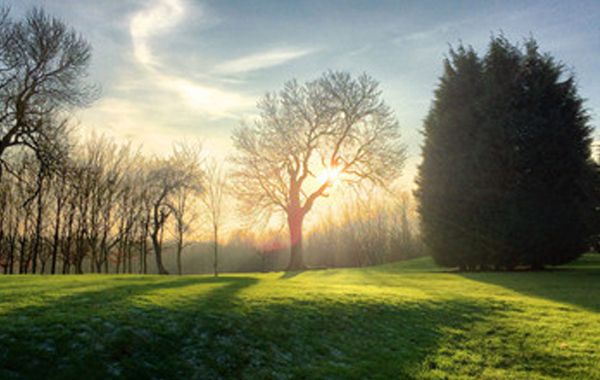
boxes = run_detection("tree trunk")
[141,231,147,274]
[121,237,127,274]
[127,237,133,274]
[8,236,15,274]
[101,228,109,274]
[213,225,218,277]
[62,206,74,275]
[286,211,305,271]
[0,207,5,275]
[151,229,168,275]
[103,246,109,274]
[75,257,83,274]
[75,234,84,274]
[50,200,62,275]
[95,257,102,274]
[176,236,183,276]
[19,233,28,274]
[89,245,95,273]
[31,180,44,274]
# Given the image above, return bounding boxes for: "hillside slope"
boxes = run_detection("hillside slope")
[1,255,599,379]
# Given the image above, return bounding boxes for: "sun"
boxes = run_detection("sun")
[318,165,342,185]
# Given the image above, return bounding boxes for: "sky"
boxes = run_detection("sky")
[8,0,600,190]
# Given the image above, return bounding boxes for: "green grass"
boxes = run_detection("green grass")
[1,255,599,379]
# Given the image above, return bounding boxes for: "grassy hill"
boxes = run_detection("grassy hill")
[1,255,599,379]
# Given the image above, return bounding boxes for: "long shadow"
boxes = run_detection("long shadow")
[460,255,600,313]
[0,273,495,380]
[0,275,258,380]
[1,269,591,379]
[279,270,304,279]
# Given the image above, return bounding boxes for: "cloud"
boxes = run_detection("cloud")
[130,0,184,66]
[158,76,251,115]
[129,0,252,116]
[127,0,323,116]
[214,48,316,74]
[394,19,466,45]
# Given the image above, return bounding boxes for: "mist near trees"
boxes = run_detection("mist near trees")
[231,72,407,270]
[0,130,419,274]
[0,7,597,276]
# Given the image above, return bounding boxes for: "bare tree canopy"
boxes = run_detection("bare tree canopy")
[0,7,97,177]
[147,145,203,275]
[231,71,406,270]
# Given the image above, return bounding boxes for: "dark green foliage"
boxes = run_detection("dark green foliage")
[416,36,597,270]
[592,157,600,252]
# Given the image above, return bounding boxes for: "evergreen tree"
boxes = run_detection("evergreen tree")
[591,152,600,253]
[416,46,485,270]
[417,36,596,270]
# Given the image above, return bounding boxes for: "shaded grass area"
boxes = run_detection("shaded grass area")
[0,255,599,379]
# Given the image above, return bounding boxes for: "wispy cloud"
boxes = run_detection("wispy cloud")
[127,0,323,116]
[130,0,184,67]
[129,0,252,116]
[393,19,466,45]
[214,48,316,74]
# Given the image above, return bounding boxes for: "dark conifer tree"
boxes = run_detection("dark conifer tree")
[416,46,484,270]
[417,36,596,270]
[589,149,600,253]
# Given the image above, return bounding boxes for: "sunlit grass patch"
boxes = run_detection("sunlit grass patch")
[0,255,599,379]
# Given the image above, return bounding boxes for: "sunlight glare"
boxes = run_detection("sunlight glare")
[318,165,342,186]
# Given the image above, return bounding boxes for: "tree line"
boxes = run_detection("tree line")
[0,8,234,275]
[0,7,414,274]
[0,7,597,274]
[0,135,211,275]
[307,191,422,268]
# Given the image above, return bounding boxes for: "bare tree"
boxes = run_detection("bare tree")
[30,162,48,274]
[0,132,214,275]
[147,149,202,275]
[48,156,71,274]
[231,71,406,270]
[0,8,96,180]
[305,190,423,268]
[201,158,226,277]
[138,180,152,274]
[169,144,203,275]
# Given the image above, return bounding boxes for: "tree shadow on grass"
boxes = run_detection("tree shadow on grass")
[459,262,600,313]
[0,276,257,379]
[1,272,591,379]
[0,275,496,380]
[279,270,304,279]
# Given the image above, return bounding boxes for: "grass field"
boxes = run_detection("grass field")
[0,255,599,379]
